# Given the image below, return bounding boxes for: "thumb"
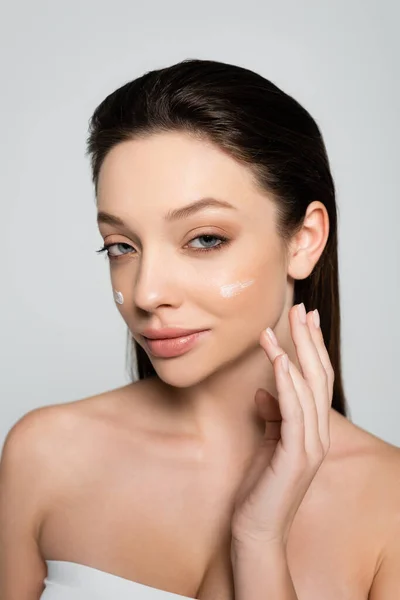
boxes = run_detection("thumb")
[254,388,281,421]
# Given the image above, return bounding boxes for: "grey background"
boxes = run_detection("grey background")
[1,0,399,448]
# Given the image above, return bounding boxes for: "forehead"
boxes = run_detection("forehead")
[96,131,275,225]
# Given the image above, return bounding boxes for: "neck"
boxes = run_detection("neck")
[153,335,307,461]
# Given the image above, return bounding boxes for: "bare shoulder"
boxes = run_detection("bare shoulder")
[0,401,88,558]
[1,379,152,492]
[333,410,400,499]
[354,425,400,591]
[343,412,400,479]
[0,401,83,499]
[2,381,152,507]
[4,379,151,439]
[364,437,400,596]
[1,400,80,464]
[333,412,400,553]
[365,428,400,527]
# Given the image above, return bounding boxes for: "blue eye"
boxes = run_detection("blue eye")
[96,234,230,261]
[96,242,132,259]
[187,234,229,252]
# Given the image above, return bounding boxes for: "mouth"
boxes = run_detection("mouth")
[143,330,210,358]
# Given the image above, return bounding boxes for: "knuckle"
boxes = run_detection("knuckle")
[320,368,328,383]
[302,380,313,396]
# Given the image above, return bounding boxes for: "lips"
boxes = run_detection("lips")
[141,327,207,340]
[143,330,210,358]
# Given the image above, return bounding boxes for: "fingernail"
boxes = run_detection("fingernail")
[297,302,307,324]
[266,327,278,346]
[313,309,320,328]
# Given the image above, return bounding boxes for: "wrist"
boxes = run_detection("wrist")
[231,528,288,551]
[231,535,288,566]
[230,537,298,599]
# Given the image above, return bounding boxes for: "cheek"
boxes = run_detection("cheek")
[113,289,124,305]
[218,277,282,321]
[219,279,256,298]
[201,262,287,344]
[109,248,286,326]
[203,256,284,315]
[110,270,129,314]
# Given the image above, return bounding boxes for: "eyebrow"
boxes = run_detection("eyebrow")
[97,197,237,229]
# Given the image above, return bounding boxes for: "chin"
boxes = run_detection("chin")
[145,349,243,390]
[143,327,260,388]
[148,359,212,389]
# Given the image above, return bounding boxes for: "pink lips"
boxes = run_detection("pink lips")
[143,330,210,358]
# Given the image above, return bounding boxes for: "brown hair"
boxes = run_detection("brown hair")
[85,58,350,419]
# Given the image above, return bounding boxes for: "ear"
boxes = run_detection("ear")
[287,201,330,281]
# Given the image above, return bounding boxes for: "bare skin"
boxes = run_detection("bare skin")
[28,131,400,598]
[36,377,400,600]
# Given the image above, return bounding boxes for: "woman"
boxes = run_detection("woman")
[1,58,399,600]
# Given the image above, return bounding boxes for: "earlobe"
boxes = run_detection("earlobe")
[287,252,314,281]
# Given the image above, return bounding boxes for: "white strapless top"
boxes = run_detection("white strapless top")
[40,560,196,600]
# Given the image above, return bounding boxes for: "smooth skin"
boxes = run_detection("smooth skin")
[1,131,400,600]
[95,130,331,459]
[231,303,333,550]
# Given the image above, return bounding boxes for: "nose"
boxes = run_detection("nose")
[132,249,183,312]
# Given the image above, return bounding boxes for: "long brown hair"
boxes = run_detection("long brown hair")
[85,58,350,419]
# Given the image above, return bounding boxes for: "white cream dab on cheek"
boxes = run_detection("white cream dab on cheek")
[113,290,124,305]
[219,279,255,298]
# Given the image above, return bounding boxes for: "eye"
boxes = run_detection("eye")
[96,242,133,259]
[186,234,229,252]
[95,234,230,261]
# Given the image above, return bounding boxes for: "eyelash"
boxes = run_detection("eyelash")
[96,234,230,261]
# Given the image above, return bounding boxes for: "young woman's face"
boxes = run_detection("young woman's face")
[96,132,290,387]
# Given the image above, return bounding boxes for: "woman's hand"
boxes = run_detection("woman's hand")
[230,303,334,549]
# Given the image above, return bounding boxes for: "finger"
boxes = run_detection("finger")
[254,389,281,441]
[288,305,330,446]
[306,309,334,402]
[273,353,305,457]
[261,325,322,458]
[255,388,281,420]
[305,309,334,445]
